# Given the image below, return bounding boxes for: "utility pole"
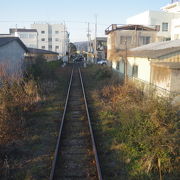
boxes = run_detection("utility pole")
[87,22,90,52]
[125,37,128,84]
[94,15,97,61]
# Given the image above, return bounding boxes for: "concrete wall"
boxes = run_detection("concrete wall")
[171,17,180,40]
[0,41,25,75]
[31,23,68,56]
[127,10,180,41]
[107,29,156,61]
[127,57,151,82]
[14,31,38,48]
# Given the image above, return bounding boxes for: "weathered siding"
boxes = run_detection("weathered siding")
[0,41,26,74]
[171,69,180,92]
[151,65,171,91]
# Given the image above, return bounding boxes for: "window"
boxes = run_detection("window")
[120,36,132,45]
[139,36,150,45]
[49,45,52,49]
[162,22,168,32]
[41,38,45,41]
[41,30,45,34]
[20,34,28,38]
[132,65,138,78]
[29,34,36,38]
[116,61,120,70]
[55,31,59,34]
[55,38,59,42]
[48,38,52,42]
[55,46,59,49]
[42,46,45,49]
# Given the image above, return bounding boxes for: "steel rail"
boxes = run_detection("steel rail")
[79,67,103,180]
[49,67,74,180]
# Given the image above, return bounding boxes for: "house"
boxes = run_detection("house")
[0,37,28,76]
[105,24,157,62]
[27,48,59,62]
[114,40,180,99]
[9,28,38,48]
[126,1,180,41]
[31,23,69,56]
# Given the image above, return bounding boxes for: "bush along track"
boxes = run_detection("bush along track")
[82,64,180,180]
[0,57,71,179]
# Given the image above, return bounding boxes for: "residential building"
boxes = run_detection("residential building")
[9,28,38,48]
[31,23,69,56]
[27,48,59,62]
[105,24,157,61]
[112,40,180,100]
[0,37,28,76]
[126,1,180,41]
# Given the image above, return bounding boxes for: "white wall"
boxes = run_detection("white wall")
[0,41,26,75]
[127,57,151,82]
[171,17,180,40]
[14,31,38,48]
[127,10,180,40]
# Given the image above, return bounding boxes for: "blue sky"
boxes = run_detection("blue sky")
[0,0,170,42]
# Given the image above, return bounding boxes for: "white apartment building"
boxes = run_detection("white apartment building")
[31,23,69,56]
[126,1,180,41]
[9,28,38,48]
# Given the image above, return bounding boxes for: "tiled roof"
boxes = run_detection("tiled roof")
[28,48,59,55]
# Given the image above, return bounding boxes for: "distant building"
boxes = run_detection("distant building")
[92,37,107,59]
[27,48,59,62]
[105,24,157,61]
[126,1,180,41]
[9,28,38,48]
[0,37,28,76]
[31,23,69,56]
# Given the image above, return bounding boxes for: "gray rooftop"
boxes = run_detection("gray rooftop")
[28,48,59,55]
[0,37,28,52]
[129,40,180,58]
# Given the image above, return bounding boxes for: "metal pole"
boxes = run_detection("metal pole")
[94,15,97,60]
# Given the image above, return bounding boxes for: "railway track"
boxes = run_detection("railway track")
[50,65,102,180]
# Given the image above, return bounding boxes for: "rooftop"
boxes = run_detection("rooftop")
[0,37,28,52]
[105,24,156,35]
[28,48,59,55]
[151,62,180,69]
[129,40,180,58]
[10,28,37,34]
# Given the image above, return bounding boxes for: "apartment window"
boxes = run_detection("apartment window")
[55,46,59,49]
[29,34,36,38]
[132,65,138,78]
[41,30,45,34]
[48,38,52,42]
[55,38,59,42]
[55,31,59,34]
[20,34,28,38]
[120,36,132,45]
[41,38,45,41]
[49,45,52,49]
[42,46,45,49]
[162,22,168,32]
[139,36,150,45]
